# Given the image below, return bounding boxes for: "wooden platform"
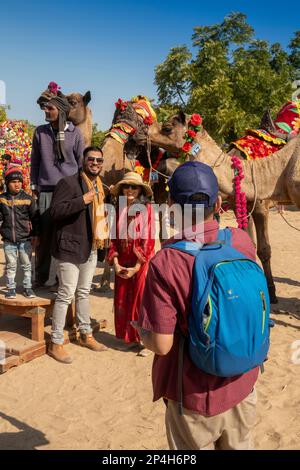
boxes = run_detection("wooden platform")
[0,290,107,373]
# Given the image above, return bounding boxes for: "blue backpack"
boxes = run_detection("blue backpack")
[167,228,271,378]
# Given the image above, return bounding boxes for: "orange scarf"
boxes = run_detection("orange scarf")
[82,172,109,249]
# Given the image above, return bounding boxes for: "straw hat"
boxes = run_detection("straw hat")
[110,172,153,198]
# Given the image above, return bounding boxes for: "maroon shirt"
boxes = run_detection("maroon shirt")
[138,220,259,417]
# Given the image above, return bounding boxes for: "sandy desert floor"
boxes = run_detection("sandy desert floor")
[0,209,299,450]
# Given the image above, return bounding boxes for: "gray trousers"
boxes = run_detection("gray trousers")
[51,250,97,344]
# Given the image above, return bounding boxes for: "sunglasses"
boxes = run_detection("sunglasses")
[122,184,139,190]
[87,156,104,163]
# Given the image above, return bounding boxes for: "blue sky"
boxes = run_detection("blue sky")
[1,0,299,129]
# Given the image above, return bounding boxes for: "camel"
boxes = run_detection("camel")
[146,112,300,302]
[67,91,92,146]
[98,100,180,290]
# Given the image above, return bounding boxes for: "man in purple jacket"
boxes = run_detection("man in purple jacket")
[30,83,85,287]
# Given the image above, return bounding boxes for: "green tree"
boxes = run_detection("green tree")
[155,12,298,144]
[155,46,192,106]
[91,123,106,147]
[289,30,300,73]
[0,106,7,123]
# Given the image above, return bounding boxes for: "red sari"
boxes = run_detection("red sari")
[108,203,155,343]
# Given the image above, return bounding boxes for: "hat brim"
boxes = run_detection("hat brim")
[110,179,153,198]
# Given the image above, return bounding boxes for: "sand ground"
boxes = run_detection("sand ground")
[0,209,299,450]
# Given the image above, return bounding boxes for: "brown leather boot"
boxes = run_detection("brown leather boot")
[79,333,108,352]
[48,342,73,364]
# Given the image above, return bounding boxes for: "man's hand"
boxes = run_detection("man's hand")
[83,189,95,205]
[32,190,39,200]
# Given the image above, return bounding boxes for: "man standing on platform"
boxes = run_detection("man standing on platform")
[30,82,85,287]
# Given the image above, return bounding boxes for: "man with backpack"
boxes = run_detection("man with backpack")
[133,161,270,450]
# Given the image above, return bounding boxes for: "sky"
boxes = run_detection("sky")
[0,0,299,129]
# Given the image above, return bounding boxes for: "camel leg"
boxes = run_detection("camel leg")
[252,201,278,304]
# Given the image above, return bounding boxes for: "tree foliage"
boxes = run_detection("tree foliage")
[0,106,7,123]
[91,123,106,147]
[155,12,300,144]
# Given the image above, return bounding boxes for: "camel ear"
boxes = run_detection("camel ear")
[83,91,91,106]
[177,111,186,125]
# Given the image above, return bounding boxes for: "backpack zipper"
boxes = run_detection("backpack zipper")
[260,291,266,334]
[204,295,213,332]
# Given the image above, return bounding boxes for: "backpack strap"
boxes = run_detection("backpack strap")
[217,227,232,246]
[177,334,185,416]
[165,241,203,257]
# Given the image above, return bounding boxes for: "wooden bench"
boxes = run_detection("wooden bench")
[0,295,53,342]
[0,294,76,342]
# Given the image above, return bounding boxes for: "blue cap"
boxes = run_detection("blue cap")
[168,161,218,207]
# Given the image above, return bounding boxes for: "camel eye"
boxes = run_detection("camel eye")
[162,126,173,135]
[70,100,77,106]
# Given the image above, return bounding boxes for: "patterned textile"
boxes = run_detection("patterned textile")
[131,95,157,122]
[274,100,300,136]
[0,120,31,191]
[232,130,286,160]
[231,100,300,160]
[107,122,136,144]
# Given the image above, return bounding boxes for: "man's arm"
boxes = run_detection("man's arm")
[131,322,174,355]
[28,198,39,236]
[74,129,85,169]
[133,259,178,356]
[30,129,41,188]
[50,178,86,221]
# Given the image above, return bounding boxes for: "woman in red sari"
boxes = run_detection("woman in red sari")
[108,172,155,350]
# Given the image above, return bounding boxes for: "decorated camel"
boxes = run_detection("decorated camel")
[97,96,179,289]
[99,95,300,301]
[144,111,300,302]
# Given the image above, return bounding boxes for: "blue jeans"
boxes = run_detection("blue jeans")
[4,241,33,289]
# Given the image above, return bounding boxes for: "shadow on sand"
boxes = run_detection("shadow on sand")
[0,411,49,450]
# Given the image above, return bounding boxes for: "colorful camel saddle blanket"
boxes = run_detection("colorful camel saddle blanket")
[0,120,32,191]
[230,100,300,160]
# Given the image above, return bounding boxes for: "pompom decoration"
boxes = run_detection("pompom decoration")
[48,81,61,95]
[143,116,154,126]
[0,120,32,192]
[231,156,248,229]
[115,98,128,111]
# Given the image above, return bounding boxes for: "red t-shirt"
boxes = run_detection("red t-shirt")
[138,220,259,417]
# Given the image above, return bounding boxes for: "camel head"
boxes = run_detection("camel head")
[67,91,92,125]
[148,111,192,153]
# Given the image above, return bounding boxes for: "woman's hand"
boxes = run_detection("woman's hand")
[113,258,128,278]
[120,262,141,279]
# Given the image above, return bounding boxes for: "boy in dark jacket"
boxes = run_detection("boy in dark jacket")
[0,167,38,298]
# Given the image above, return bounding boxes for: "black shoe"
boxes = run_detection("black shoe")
[23,288,36,298]
[5,289,16,299]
